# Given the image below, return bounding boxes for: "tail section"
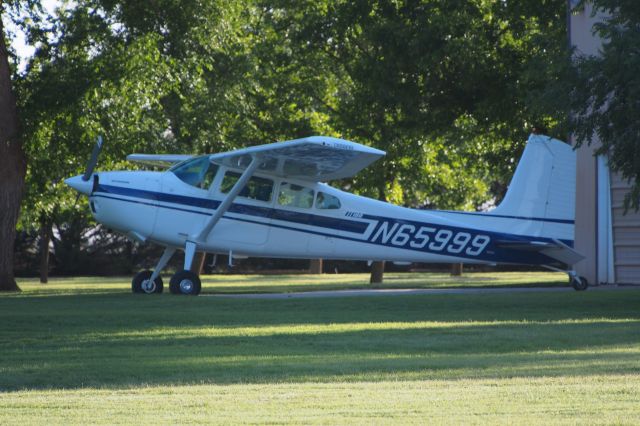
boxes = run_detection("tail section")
[490,133,576,238]
[490,134,582,267]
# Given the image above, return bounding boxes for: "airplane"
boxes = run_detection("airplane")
[65,133,587,295]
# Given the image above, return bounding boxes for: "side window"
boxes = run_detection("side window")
[316,192,341,209]
[201,164,219,189]
[172,157,219,190]
[278,182,315,209]
[220,171,273,202]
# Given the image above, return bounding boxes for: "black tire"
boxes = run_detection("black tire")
[169,270,202,295]
[571,276,588,291]
[131,270,163,294]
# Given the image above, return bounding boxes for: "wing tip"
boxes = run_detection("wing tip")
[301,135,386,156]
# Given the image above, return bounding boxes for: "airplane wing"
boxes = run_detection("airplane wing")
[208,136,385,181]
[126,154,193,169]
[496,239,584,266]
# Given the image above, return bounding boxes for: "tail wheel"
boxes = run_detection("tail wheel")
[169,270,202,295]
[132,270,163,294]
[571,276,588,291]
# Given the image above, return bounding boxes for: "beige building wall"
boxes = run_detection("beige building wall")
[570,3,640,284]
[611,174,640,283]
[572,141,598,282]
[570,3,602,284]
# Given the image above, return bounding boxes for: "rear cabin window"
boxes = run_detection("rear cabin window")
[278,182,315,209]
[316,192,341,209]
[171,156,219,190]
[221,171,273,202]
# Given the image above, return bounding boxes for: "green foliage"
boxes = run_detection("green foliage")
[570,0,640,211]
[14,0,570,235]
[16,4,180,230]
[264,0,568,208]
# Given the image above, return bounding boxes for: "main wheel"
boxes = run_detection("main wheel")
[169,270,202,295]
[132,270,163,294]
[571,276,588,291]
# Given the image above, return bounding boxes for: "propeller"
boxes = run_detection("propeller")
[66,135,104,204]
[82,135,104,181]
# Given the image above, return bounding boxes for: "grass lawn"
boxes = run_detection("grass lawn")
[1,273,639,424]
[13,270,568,295]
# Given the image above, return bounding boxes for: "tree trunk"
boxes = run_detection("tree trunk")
[309,259,323,274]
[39,218,52,284]
[451,263,463,276]
[369,180,387,285]
[370,261,385,284]
[0,14,27,292]
[190,252,206,275]
[125,239,134,274]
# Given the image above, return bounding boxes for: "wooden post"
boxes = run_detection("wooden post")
[451,263,463,276]
[190,252,206,275]
[370,261,385,284]
[38,218,52,284]
[309,259,323,274]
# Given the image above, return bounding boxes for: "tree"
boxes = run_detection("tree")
[13,0,337,281]
[15,2,182,282]
[11,0,333,282]
[270,0,568,282]
[570,0,640,210]
[8,0,571,283]
[0,3,27,292]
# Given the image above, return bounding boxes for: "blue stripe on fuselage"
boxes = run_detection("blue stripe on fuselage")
[96,184,369,234]
[437,210,574,224]
[94,184,570,265]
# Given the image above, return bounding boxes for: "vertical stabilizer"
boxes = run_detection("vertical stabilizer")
[489,134,576,237]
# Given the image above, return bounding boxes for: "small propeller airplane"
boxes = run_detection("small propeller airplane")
[65,133,586,295]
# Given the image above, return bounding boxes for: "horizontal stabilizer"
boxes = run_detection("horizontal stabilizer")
[496,239,584,266]
[540,239,585,266]
[495,240,553,250]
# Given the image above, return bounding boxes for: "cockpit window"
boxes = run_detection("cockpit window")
[221,171,274,202]
[171,156,219,189]
[278,182,315,209]
[316,192,341,209]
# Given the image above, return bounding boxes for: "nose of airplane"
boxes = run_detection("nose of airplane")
[65,175,93,195]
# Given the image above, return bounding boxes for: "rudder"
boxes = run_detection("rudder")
[490,134,576,237]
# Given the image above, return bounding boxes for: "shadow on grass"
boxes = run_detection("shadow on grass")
[14,272,568,296]
[1,289,639,391]
[199,273,567,293]
[200,280,568,294]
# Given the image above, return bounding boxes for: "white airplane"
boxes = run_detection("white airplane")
[65,133,586,295]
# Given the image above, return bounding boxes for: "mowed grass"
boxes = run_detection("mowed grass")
[14,270,568,295]
[1,273,639,424]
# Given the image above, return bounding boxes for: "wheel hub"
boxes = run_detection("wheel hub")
[179,279,194,293]
[142,279,156,293]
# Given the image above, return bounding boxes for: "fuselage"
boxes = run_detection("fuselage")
[79,161,573,267]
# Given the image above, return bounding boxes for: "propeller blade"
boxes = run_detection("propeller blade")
[82,136,104,181]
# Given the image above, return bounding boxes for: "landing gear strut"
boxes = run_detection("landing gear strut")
[132,270,163,294]
[570,275,588,291]
[543,265,589,291]
[131,246,176,295]
[130,246,204,295]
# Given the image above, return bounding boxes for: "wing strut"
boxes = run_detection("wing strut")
[182,155,261,270]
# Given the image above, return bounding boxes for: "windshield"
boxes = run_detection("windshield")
[171,156,219,189]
